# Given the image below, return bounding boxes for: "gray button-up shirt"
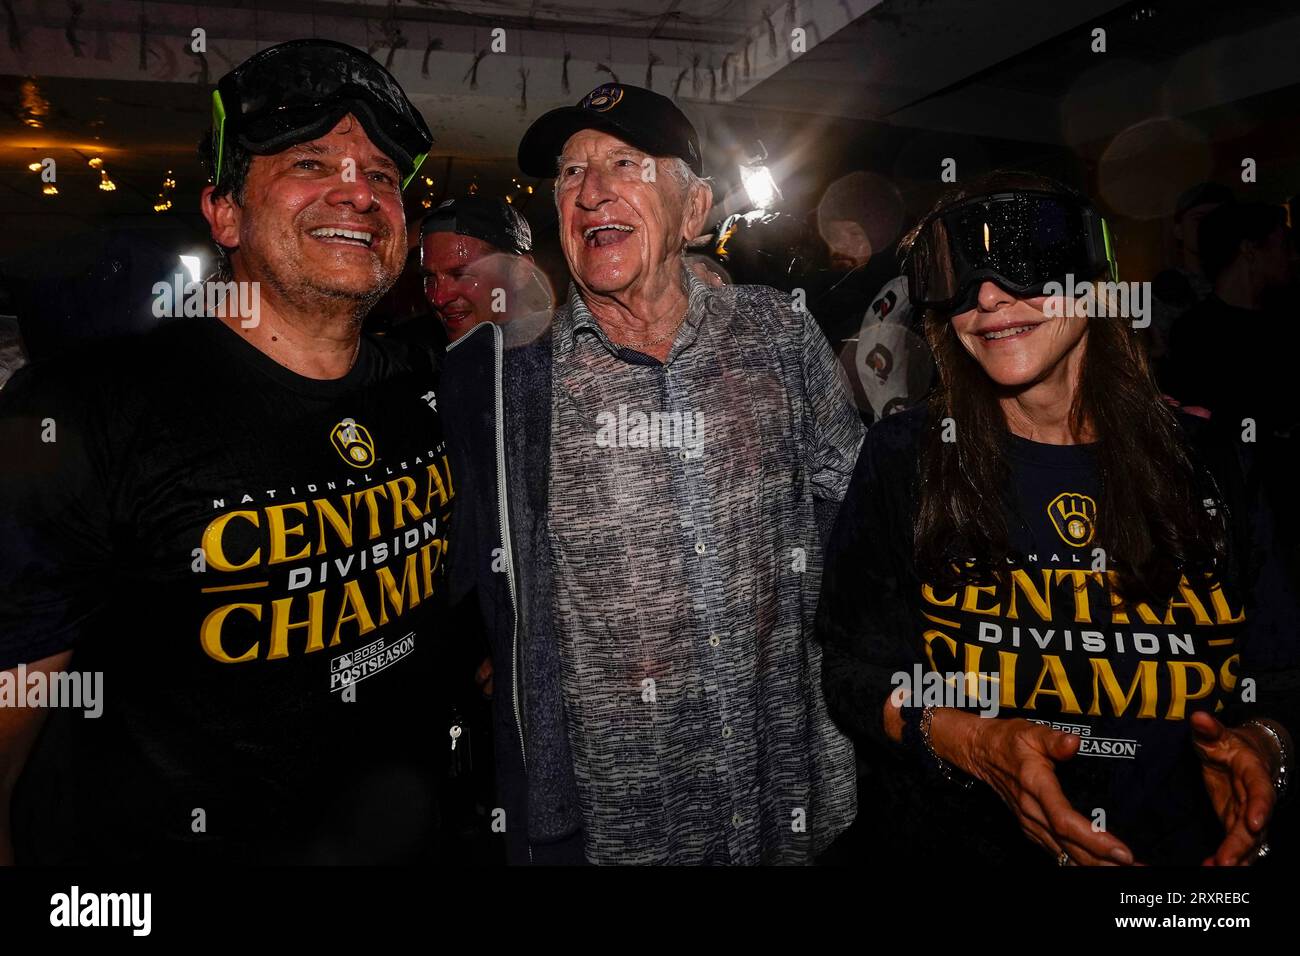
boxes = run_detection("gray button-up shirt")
[548,268,864,864]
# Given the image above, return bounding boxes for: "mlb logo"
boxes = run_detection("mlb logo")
[332,652,354,673]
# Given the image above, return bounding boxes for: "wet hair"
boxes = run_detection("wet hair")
[198,129,252,206]
[198,130,253,280]
[901,170,1224,602]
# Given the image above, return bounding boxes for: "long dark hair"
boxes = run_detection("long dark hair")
[904,171,1223,601]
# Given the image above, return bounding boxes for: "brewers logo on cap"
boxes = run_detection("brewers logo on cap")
[331,418,375,469]
[581,84,624,112]
[1047,492,1097,547]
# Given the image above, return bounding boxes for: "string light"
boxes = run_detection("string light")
[87,156,103,169]
[154,169,175,212]
[98,169,116,191]
[43,184,58,195]
[19,79,50,128]
[415,172,436,209]
[27,162,42,172]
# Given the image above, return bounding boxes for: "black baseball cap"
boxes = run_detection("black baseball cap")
[517,83,703,179]
[212,39,433,189]
[420,197,533,256]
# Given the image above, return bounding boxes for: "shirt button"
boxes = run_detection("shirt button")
[694,541,707,555]
[732,813,742,828]
[722,725,733,739]
[708,634,721,648]
[679,450,689,462]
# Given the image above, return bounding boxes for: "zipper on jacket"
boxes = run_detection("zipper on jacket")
[489,324,532,862]
[489,326,527,773]
[448,322,532,862]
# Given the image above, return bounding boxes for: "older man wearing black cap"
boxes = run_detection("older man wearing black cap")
[459,83,863,865]
[420,196,550,343]
[0,40,477,864]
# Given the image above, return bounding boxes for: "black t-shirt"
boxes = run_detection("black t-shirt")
[0,317,456,863]
[818,408,1263,866]
[982,436,1233,861]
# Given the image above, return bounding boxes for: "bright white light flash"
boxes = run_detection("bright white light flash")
[740,163,781,211]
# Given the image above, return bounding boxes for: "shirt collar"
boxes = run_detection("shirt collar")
[555,264,722,364]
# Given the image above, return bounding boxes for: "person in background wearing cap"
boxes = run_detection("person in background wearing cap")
[0,41,474,864]
[460,82,863,865]
[420,196,551,344]
[1150,182,1234,381]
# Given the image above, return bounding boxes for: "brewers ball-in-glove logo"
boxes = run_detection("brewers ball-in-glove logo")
[1047,492,1097,546]
[582,84,624,111]
[331,418,376,469]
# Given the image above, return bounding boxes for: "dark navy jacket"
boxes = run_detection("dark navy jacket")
[442,318,585,864]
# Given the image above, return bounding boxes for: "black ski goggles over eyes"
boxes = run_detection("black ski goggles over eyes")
[904,190,1118,312]
[212,39,433,190]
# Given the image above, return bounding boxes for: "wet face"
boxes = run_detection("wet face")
[554,128,708,300]
[419,232,513,341]
[210,114,407,308]
[950,281,1089,388]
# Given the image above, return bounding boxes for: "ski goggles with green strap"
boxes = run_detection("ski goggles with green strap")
[212,39,432,190]
[905,190,1117,312]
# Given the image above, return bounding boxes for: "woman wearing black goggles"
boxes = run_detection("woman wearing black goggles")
[817,171,1293,868]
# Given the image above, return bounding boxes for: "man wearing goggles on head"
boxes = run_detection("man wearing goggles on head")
[0,41,485,864]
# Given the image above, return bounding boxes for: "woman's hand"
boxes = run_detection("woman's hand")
[1190,711,1279,866]
[934,710,1138,866]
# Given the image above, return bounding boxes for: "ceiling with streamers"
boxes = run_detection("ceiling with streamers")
[0,0,1297,260]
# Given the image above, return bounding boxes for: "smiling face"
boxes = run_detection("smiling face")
[950,281,1089,389]
[824,219,873,271]
[554,128,709,300]
[420,232,514,341]
[208,114,407,309]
